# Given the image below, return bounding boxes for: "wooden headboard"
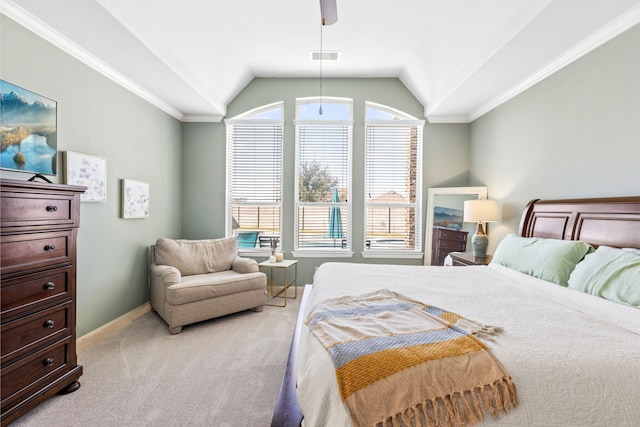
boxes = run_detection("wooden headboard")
[518,196,640,249]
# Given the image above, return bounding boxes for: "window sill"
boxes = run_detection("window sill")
[292,250,354,258]
[361,251,424,260]
[238,248,273,258]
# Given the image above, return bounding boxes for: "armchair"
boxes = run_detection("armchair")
[149,237,266,334]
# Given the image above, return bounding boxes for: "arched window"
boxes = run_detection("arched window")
[364,102,424,257]
[225,102,283,253]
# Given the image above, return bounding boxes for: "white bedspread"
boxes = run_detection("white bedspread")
[296,262,640,427]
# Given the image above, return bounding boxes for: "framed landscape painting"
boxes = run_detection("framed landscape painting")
[0,80,57,175]
[121,179,150,219]
[433,206,463,230]
[64,151,107,202]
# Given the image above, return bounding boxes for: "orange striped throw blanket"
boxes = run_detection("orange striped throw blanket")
[305,289,518,427]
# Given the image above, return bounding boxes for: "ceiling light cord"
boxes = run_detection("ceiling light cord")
[319,19,323,115]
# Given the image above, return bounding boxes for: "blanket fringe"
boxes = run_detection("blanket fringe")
[377,376,518,427]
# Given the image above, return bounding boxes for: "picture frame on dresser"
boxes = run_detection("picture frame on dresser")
[63,151,107,202]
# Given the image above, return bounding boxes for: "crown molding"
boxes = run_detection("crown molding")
[425,113,470,124]
[469,3,640,122]
[182,114,224,123]
[1,1,185,121]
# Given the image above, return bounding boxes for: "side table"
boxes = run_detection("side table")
[259,259,298,307]
[448,251,492,266]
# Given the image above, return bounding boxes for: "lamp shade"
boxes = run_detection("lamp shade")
[463,199,499,223]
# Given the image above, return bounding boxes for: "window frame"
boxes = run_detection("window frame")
[362,102,425,259]
[225,102,284,257]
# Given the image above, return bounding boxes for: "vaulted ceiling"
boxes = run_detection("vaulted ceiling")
[3,0,639,122]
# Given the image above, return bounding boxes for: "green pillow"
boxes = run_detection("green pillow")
[567,246,640,307]
[491,234,593,286]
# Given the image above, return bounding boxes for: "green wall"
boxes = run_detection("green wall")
[181,78,471,284]
[1,15,183,336]
[181,122,226,239]
[470,24,640,253]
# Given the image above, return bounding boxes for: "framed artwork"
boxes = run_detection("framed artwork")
[0,80,57,176]
[121,179,150,219]
[64,151,107,202]
[433,206,463,230]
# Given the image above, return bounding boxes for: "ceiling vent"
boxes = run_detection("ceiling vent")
[311,51,340,61]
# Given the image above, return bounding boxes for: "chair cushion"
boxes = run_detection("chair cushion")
[166,271,266,305]
[155,238,238,275]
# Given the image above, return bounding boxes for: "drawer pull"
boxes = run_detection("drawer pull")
[44,320,56,328]
[43,357,55,367]
[44,244,56,252]
[44,281,56,290]
[46,205,58,212]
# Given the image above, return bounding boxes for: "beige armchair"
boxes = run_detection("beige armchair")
[149,237,266,334]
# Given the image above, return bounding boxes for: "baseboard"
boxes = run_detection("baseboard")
[77,302,152,354]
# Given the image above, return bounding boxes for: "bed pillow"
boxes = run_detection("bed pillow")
[567,246,640,307]
[491,234,593,286]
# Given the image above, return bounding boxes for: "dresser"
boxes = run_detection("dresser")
[431,227,468,266]
[1,179,85,426]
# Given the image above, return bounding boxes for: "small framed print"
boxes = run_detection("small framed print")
[64,151,107,202]
[121,179,149,219]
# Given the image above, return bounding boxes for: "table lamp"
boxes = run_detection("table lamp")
[463,199,499,257]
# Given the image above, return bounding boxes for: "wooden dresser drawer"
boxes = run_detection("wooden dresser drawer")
[1,303,71,362]
[1,230,74,276]
[436,239,467,251]
[1,267,71,318]
[437,228,468,242]
[0,193,75,229]
[1,339,70,402]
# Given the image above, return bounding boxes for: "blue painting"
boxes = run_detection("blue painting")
[0,80,57,175]
[433,206,463,230]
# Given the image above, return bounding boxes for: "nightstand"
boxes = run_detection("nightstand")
[259,259,298,307]
[449,251,492,266]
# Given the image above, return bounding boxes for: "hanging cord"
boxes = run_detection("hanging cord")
[319,18,324,115]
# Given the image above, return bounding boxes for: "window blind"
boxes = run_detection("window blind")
[227,121,283,248]
[295,122,351,250]
[365,122,422,251]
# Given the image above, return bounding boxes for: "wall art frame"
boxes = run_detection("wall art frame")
[1,80,58,176]
[121,178,150,219]
[64,151,107,202]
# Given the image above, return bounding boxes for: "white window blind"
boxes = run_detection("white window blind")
[364,106,424,255]
[225,104,283,252]
[294,98,352,253]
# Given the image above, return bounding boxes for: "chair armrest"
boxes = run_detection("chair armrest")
[232,256,259,274]
[150,264,182,286]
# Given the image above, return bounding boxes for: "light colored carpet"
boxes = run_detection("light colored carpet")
[12,292,302,427]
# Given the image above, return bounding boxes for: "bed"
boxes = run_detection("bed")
[272,196,640,427]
